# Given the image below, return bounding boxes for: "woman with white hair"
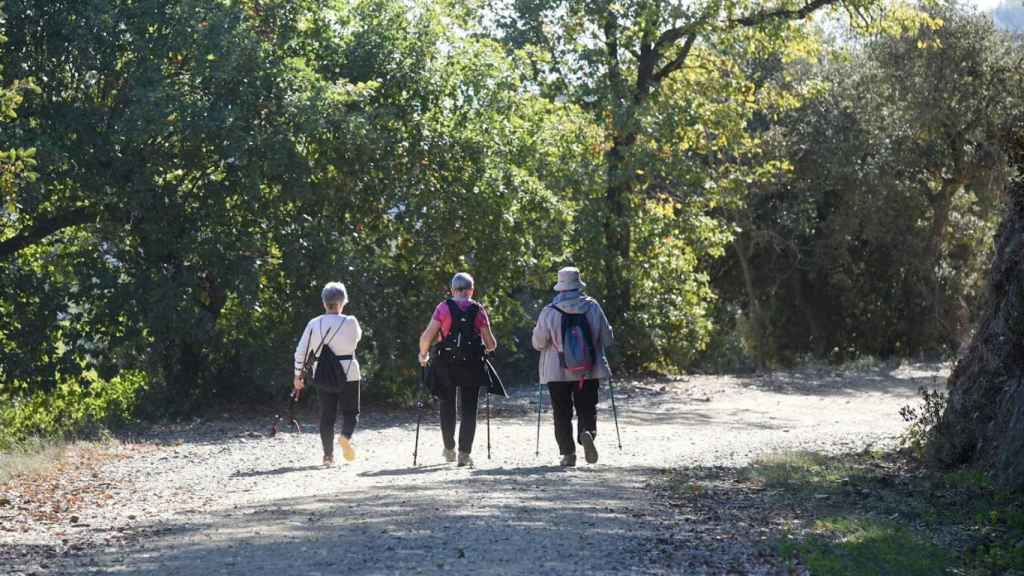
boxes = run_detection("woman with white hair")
[418,272,497,467]
[294,282,363,466]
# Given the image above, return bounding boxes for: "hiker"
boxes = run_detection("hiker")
[532,266,613,467]
[418,272,497,467]
[293,282,363,466]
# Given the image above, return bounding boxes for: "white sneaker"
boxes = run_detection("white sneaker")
[443,448,456,463]
[457,452,473,468]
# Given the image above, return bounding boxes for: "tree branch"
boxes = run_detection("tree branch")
[732,0,841,27]
[651,33,698,85]
[636,0,841,97]
[0,206,99,259]
[652,20,704,54]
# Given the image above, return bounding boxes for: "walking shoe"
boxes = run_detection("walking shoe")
[323,455,335,467]
[457,452,473,468]
[560,453,577,467]
[339,436,356,462]
[580,431,599,464]
[443,448,457,463]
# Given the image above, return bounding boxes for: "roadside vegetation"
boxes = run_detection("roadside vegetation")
[662,450,1024,575]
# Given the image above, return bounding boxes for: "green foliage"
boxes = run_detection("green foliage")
[708,4,1022,366]
[0,0,1020,429]
[0,0,593,416]
[0,370,147,448]
[899,385,948,458]
[0,1,39,214]
[494,0,897,371]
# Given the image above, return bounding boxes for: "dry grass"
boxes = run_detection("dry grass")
[0,437,120,485]
[0,438,70,485]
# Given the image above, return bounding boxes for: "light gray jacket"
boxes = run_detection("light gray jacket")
[531,292,613,384]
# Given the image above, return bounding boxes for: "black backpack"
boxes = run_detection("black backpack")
[306,318,350,393]
[437,299,486,365]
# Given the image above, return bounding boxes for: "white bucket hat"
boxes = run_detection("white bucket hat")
[553,266,586,291]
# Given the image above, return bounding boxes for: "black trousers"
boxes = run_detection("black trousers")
[547,380,599,455]
[438,364,482,453]
[319,380,360,458]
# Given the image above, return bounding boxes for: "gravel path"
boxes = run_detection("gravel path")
[3,363,947,575]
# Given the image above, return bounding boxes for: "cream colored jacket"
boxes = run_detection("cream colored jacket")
[293,314,362,381]
[531,293,613,384]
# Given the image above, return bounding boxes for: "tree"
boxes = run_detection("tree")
[706,5,1020,366]
[0,0,589,419]
[494,0,905,368]
[929,103,1024,490]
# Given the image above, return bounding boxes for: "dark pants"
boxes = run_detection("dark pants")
[319,380,360,458]
[439,364,482,453]
[547,380,599,455]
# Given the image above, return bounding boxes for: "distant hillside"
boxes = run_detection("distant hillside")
[993,0,1024,31]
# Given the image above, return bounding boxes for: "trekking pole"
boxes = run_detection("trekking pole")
[288,388,302,434]
[608,377,623,450]
[413,399,423,466]
[535,382,542,457]
[486,387,492,460]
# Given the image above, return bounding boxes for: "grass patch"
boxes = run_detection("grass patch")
[741,450,858,487]
[779,516,952,576]
[0,437,68,484]
[662,450,1024,575]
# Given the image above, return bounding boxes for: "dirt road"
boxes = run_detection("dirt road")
[2,363,946,575]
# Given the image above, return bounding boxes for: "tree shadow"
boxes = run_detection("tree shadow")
[230,464,325,478]
[358,464,449,478]
[470,465,565,477]
[733,362,950,397]
[67,466,680,575]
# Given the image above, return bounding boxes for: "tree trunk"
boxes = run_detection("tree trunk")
[924,180,957,333]
[733,233,769,369]
[792,269,826,357]
[603,134,634,340]
[929,174,1024,491]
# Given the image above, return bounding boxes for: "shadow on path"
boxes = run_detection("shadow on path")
[72,466,674,576]
[231,464,325,478]
[734,363,949,397]
[358,463,449,478]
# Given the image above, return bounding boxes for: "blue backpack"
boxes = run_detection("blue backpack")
[552,304,597,381]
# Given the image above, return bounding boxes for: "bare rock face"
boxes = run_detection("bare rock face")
[931,123,1024,491]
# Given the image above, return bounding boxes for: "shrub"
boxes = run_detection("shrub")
[899,385,948,458]
[0,370,148,449]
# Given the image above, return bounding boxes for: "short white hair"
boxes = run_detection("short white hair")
[451,272,474,292]
[321,282,348,307]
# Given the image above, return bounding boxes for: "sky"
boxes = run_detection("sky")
[970,0,1007,10]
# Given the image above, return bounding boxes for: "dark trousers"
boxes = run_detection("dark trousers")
[319,381,360,458]
[547,380,599,455]
[439,365,482,453]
